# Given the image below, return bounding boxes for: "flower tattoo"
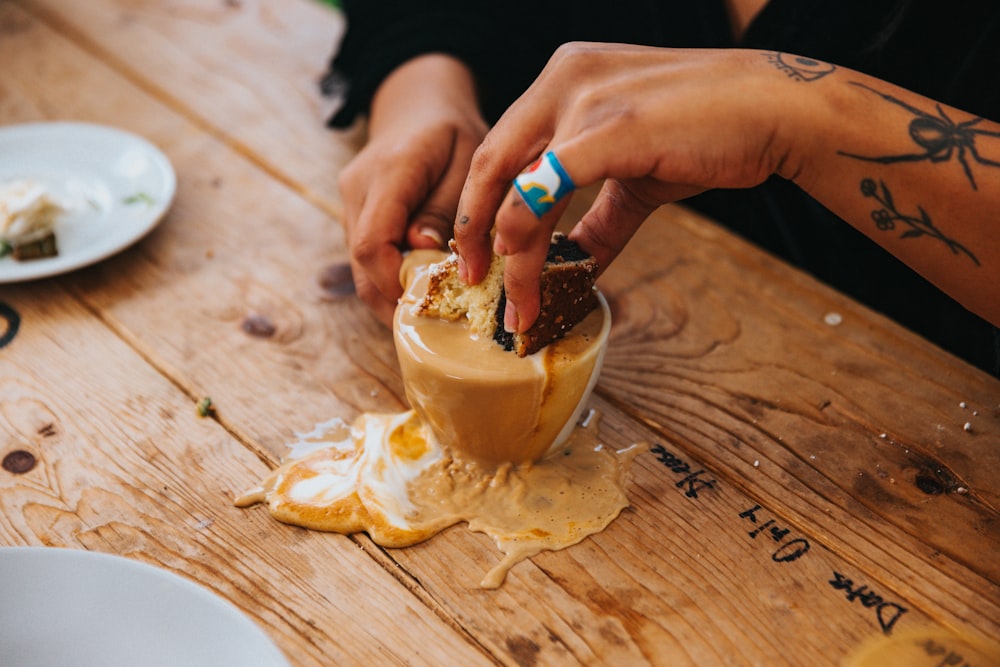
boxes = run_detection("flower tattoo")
[859,178,978,265]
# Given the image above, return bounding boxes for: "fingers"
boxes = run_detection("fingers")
[348,193,410,320]
[570,178,705,273]
[339,153,430,320]
[494,188,570,332]
[405,142,472,251]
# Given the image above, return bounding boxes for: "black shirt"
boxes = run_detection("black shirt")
[323,0,1000,376]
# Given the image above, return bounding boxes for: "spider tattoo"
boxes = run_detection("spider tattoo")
[839,82,1000,190]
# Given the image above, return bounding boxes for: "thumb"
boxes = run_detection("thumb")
[406,208,452,250]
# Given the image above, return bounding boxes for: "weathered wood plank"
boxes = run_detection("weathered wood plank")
[16,0,357,217]
[4,1,998,665]
[1,1,398,462]
[0,285,490,666]
[593,205,1000,627]
[379,387,996,665]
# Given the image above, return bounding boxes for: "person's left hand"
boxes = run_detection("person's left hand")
[338,54,488,325]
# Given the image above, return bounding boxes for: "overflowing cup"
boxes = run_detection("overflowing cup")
[394,251,611,466]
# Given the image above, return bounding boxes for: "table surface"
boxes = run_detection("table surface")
[1,2,998,665]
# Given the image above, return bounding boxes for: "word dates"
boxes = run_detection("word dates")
[829,571,908,635]
[738,504,811,563]
[649,444,717,499]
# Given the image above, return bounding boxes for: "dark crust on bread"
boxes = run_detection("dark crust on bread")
[11,231,58,261]
[493,233,599,357]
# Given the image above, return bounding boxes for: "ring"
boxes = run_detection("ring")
[513,151,576,218]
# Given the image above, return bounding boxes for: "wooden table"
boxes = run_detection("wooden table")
[1,2,998,665]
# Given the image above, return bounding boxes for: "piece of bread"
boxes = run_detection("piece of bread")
[417,232,599,357]
[0,180,63,261]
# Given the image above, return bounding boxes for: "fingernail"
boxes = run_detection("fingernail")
[417,226,444,247]
[457,255,468,282]
[503,299,519,333]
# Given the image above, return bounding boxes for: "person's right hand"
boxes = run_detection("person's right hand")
[337,54,488,325]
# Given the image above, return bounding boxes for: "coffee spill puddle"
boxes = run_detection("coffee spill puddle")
[236,410,644,588]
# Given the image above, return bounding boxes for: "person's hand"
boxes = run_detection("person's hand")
[454,44,803,333]
[338,54,488,325]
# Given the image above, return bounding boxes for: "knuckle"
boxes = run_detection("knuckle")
[351,235,381,264]
[552,41,591,65]
[337,163,361,193]
[468,139,497,174]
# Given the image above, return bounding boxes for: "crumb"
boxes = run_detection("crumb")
[963,422,973,433]
[959,401,967,409]
[823,312,842,326]
[197,396,215,417]
[955,486,968,495]
[753,460,760,468]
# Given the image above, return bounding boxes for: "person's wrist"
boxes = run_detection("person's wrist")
[370,54,480,132]
[773,70,848,191]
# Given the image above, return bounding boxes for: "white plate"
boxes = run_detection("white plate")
[0,547,289,667]
[0,121,176,282]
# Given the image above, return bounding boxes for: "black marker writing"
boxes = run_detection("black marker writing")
[829,571,908,635]
[650,444,718,499]
[738,504,811,563]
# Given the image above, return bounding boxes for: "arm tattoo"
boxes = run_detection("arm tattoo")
[764,52,836,82]
[840,82,1000,190]
[859,178,979,266]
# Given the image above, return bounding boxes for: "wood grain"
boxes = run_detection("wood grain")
[1,1,399,462]
[17,0,359,218]
[0,284,489,666]
[2,0,998,665]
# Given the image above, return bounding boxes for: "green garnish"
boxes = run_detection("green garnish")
[196,397,215,417]
[0,240,11,259]
[123,192,156,206]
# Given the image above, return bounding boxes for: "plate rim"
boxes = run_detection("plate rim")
[0,120,177,283]
[0,545,289,665]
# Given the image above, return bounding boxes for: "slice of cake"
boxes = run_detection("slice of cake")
[417,232,599,357]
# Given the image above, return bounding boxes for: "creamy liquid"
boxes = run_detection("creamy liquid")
[396,252,609,465]
[237,409,643,587]
[236,253,643,588]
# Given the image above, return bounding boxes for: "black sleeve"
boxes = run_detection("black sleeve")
[321,1,554,128]
[321,0,731,128]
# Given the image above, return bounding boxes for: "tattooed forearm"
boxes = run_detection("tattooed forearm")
[764,52,836,82]
[840,82,1000,190]
[859,178,979,265]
